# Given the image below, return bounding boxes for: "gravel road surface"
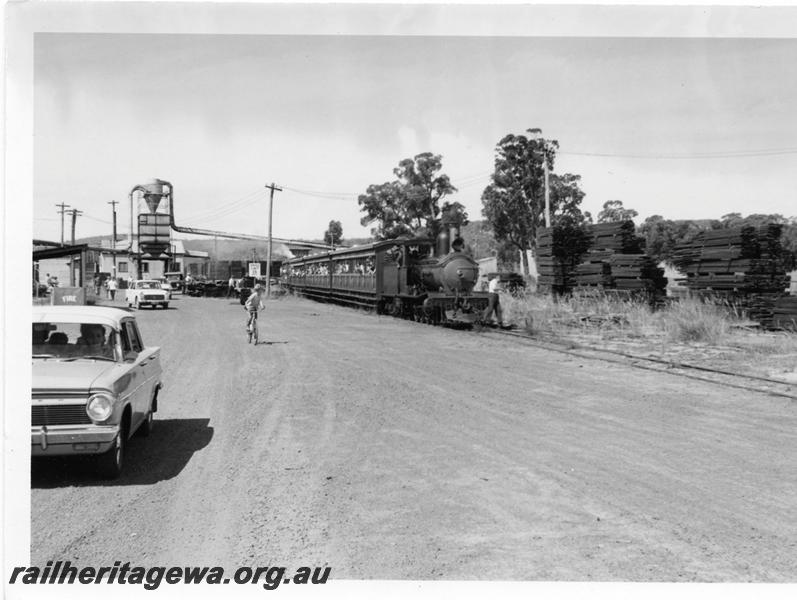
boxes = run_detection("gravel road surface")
[31,293,797,581]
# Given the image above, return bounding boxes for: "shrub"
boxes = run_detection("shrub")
[655,297,734,344]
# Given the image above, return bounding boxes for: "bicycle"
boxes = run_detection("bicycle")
[246,311,259,345]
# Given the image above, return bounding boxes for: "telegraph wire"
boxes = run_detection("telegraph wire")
[558,147,797,159]
[181,188,266,223]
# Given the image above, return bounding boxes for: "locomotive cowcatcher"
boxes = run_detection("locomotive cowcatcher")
[282,228,492,326]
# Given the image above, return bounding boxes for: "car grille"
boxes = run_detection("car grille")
[32,405,91,426]
[143,294,164,300]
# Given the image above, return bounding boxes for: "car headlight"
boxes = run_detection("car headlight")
[86,393,115,422]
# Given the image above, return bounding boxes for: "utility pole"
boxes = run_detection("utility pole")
[529,128,551,228]
[543,158,551,228]
[108,200,119,277]
[67,208,82,286]
[213,234,218,280]
[55,203,70,246]
[264,182,282,298]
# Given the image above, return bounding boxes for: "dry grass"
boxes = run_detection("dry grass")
[499,290,797,379]
[504,291,742,344]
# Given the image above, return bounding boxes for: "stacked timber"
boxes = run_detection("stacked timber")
[572,222,665,295]
[672,224,791,328]
[608,254,668,292]
[772,296,797,331]
[574,259,613,287]
[536,226,591,293]
[675,225,789,294]
[537,221,665,296]
[585,221,644,253]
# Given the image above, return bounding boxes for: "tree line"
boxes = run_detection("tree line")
[322,128,796,273]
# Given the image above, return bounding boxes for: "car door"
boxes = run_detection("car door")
[126,319,160,420]
[119,318,153,432]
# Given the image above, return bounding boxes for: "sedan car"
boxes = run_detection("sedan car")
[125,279,169,309]
[32,306,163,478]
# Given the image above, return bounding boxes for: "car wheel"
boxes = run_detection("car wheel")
[163,303,169,310]
[97,431,124,479]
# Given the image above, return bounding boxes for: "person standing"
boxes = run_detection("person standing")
[482,273,505,327]
[227,276,236,298]
[107,277,118,300]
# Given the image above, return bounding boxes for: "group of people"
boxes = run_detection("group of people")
[32,323,114,358]
[227,277,250,298]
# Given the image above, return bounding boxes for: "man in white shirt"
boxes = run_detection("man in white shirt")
[482,274,505,327]
[106,277,118,300]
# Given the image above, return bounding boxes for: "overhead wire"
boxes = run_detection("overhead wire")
[180,188,266,224]
[558,147,797,159]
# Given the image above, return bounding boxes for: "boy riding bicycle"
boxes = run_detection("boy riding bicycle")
[244,284,266,336]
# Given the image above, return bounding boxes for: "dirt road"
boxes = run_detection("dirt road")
[31,294,797,581]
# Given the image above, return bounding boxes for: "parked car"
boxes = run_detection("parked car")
[31,306,163,478]
[125,280,170,309]
[164,272,184,294]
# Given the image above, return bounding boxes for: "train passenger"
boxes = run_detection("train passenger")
[482,274,505,328]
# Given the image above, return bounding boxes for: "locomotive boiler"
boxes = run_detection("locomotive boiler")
[282,227,491,326]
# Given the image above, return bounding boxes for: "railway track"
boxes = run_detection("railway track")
[478,326,797,401]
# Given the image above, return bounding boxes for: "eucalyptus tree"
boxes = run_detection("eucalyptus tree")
[481,128,589,275]
[358,153,461,240]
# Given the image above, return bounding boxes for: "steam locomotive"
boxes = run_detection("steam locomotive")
[281,228,491,326]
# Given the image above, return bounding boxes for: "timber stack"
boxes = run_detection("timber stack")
[671,224,791,328]
[536,225,591,294]
[536,221,666,296]
[772,296,797,331]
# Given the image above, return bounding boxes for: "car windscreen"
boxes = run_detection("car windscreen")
[138,282,161,289]
[32,322,118,361]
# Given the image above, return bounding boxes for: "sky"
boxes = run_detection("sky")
[25,5,797,246]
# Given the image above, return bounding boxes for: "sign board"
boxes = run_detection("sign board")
[52,287,86,306]
[248,262,261,277]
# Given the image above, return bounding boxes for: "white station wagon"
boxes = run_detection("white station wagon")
[31,306,163,478]
[125,279,170,309]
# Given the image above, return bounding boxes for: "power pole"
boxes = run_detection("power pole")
[67,208,82,286]
[213,234,218,280]
[108,200,119,277]
[543,159,551,228]
[529,128,551,228]
[55,203,70,246]
[264,182,282,298]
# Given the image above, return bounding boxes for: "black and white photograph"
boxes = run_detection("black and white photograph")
[5,2,797,598]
